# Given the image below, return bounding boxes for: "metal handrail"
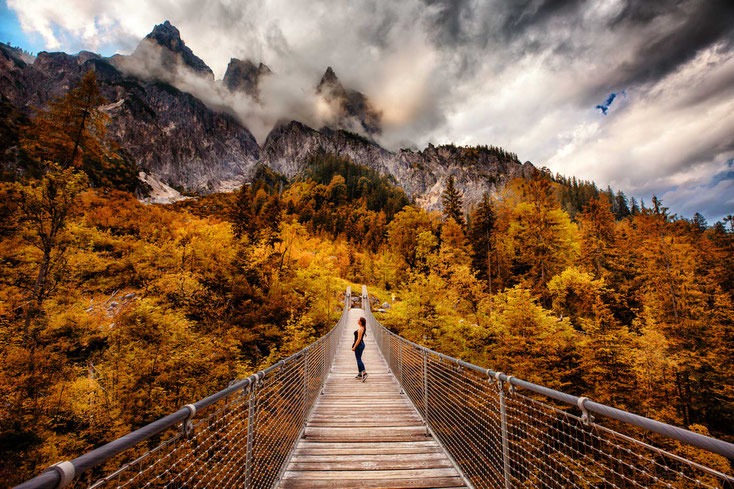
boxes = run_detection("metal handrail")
[15,287,353,489]
[363,286,734,488]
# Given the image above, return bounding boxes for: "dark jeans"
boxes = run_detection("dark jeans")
[354,342,365,373]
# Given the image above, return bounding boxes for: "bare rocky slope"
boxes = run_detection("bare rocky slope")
[260,120,533,211]
[0,21,534,211]
[0,29,260,195]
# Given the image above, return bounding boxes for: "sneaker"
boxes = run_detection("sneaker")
[361,372,368,382]
[355,374,363,379]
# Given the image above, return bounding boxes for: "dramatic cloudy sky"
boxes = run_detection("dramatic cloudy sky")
[2,0,733,221]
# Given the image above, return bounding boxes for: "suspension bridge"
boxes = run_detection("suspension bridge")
[16,286,734,489]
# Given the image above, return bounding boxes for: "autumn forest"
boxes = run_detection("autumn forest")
[1,73,733,485]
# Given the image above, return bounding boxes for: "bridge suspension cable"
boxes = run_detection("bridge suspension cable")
[15,285,734,489]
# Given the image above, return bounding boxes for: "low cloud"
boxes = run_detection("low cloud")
[7,0,734,220]
[113,40,334,142]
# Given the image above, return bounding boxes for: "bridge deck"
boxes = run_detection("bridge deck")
[278,308,467,489]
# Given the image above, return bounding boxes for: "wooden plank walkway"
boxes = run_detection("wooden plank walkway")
[279,307,467,489]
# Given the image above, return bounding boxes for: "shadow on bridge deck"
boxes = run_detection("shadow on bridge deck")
[278,307,467,489]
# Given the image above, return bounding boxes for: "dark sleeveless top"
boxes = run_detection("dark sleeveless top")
[352,327,366,348]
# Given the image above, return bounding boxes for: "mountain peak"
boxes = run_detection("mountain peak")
[146,20,183,50]
[318,66,342,91]
[316,66,381,136]
[223,58,271,97]
[138,21,213,78]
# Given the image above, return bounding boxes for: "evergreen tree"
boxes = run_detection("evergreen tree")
[577,197,616,279]
[507,173,577,299]
[469,193,496,291]
[724,215,734,233]
[651,195,668,218]
[691,212,707,232]
[614,191,630,219]
[630,197,640,215]
[441,175,464,226]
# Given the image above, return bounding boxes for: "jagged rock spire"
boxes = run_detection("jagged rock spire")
[223,58,271,97]
[136,20,213,78]
[316,66,381,136]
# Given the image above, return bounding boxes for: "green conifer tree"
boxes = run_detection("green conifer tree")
[442,175,464,226]
[469,193,496,291]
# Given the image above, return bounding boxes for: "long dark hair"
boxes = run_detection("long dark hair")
[359,317,366,329]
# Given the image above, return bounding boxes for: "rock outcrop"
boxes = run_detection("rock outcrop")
[260,120,533,211]
[135,20,214,79]
[223,58,271,97]
[316,67,382,137]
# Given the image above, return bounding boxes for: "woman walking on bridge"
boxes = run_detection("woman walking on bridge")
[352,317,368,381]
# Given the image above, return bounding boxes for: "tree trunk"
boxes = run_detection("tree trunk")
[24,247,51,338]
[68,105,90,168]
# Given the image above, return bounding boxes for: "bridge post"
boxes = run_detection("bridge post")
[385,331,390,367]
[398,338,404,392]
[245,380,258,488]
[423,350,429,436]
[303,352,309,416]
[495,373,512,489]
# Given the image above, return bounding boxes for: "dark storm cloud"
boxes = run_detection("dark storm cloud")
[607,0,734,88]
[421,0,734,99]
[422,0,581,47]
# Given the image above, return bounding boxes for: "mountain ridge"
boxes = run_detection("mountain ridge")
[0,21,535,211]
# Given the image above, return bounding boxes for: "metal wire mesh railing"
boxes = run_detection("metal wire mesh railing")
[16,288,353,489]
[362,286,734,489]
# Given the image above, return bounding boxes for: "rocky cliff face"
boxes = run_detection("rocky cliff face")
[0,40,259,194]
[136,20,214,79]
[223,58,271,98]
[316,67,382,137]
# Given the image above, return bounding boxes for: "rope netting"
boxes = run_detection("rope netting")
[365,291,734,489]
[14,292,349,489]
[80,329,339,489]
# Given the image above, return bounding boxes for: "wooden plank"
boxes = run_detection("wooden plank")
[282,468,460,480]
[291,453,449,462]
[279,477,466,489]
[304,427,430,442]
[288,459,454,470]
[307,415,422,421]
[295,441,440,449]
[306,420,424,427]
[293,447,443,456]
[293,444,442,455]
